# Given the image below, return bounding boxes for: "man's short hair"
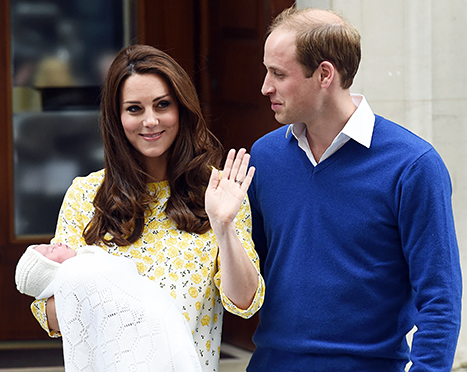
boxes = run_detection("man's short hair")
[269,7,361,89]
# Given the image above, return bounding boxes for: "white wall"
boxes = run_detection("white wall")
[297,0,467,368]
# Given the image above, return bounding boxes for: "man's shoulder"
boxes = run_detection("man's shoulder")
[373,115,433,150]
[372,115,448,175]
[252,126,289,151]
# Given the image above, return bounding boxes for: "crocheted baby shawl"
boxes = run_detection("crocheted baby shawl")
[49,246,202,372]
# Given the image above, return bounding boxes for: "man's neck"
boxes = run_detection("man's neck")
[305,92,357,163]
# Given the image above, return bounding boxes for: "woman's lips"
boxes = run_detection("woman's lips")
[141,131,163,140]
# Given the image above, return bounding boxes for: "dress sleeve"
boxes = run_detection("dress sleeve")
[213,196,265,319]
[30,173,99,335]
[50,173,99,247]
[31,299,61,338]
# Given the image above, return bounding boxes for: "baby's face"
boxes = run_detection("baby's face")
[35,243,76,263]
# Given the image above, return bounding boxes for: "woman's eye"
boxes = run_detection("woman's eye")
[157,100,170,109]
[126,105,141,113]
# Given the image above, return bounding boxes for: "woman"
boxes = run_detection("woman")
[30,45,264,372]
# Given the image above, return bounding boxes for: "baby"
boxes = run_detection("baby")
[15,243,202,372]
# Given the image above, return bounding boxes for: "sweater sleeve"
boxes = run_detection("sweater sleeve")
[398,149,462,371]
[247,162,268,274]
[213,196,265,319]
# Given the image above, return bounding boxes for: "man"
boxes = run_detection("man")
[247,7,461,372]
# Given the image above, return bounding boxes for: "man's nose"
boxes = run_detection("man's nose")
[261,74,274,96]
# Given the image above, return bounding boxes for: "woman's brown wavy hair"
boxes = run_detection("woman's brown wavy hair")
[84,45,223,246]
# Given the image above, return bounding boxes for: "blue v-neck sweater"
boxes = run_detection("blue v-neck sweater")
[247,115,461,372]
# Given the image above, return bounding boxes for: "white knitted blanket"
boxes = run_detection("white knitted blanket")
[46,246,202,372]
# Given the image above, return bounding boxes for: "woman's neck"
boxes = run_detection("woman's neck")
[143,158,168,183]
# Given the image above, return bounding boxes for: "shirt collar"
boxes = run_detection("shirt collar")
[285,93,375,149]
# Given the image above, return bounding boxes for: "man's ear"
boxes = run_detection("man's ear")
[318,61,335,88]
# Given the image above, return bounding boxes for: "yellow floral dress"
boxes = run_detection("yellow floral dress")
[31,169,264,372]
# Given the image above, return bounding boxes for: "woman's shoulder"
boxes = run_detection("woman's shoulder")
[71,169,105,188]
[63,169,105,200]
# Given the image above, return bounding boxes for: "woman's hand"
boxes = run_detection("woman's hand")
[46,296,60,332]
[205,148,255,230]
[205,148,258,309]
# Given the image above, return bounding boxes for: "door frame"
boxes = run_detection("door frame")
[0,0,294,342]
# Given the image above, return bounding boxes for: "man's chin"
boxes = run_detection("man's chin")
[274,114,291,125]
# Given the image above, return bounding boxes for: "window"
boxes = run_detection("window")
[11,0,134,236]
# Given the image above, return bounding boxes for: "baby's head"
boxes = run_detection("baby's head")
[34,242,77,264]
[15,243,76,298]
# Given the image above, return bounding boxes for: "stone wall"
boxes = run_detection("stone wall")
[296,0,467,367]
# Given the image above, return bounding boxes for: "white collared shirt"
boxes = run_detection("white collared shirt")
[285,94,376,166]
